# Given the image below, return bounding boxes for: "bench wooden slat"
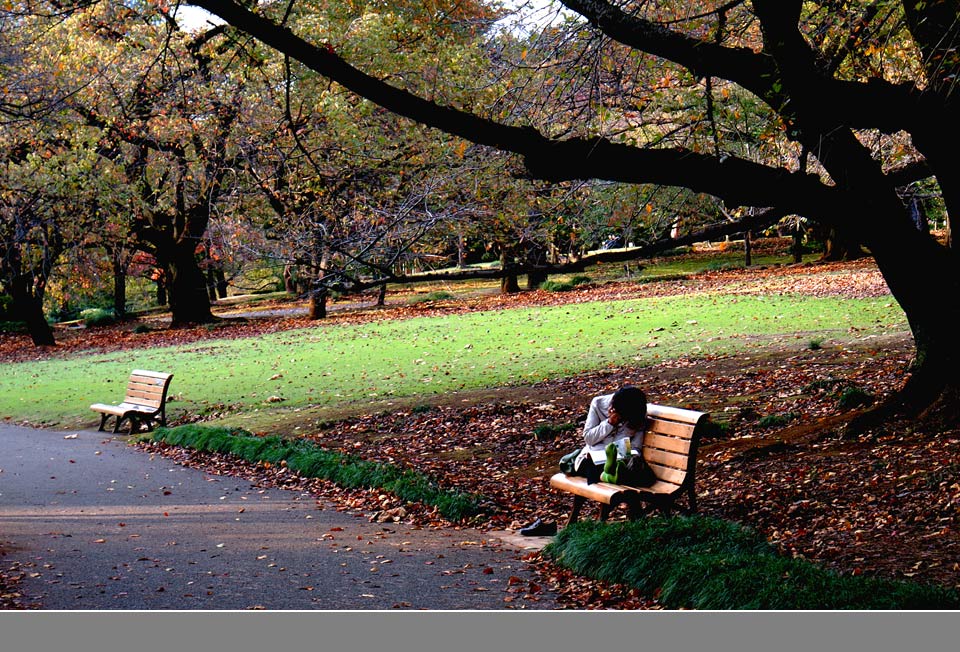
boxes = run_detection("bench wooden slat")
[130,369,172,380]
[643,432,691,455]
[89,403,127,416]
[122,391,165,406]
[126,383,166,395]
[127,380,168,392]
[643,446,690,471]
[646,404,705,424]
[119,402,161,412]
[645,462,686,486]
[646,418,697,440]
[549,475,686,504]
[549,475,625,504]
[129,374,168,385]
[124,384,165,395]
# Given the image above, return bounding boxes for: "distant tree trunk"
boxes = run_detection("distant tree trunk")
[821,227,867,262]
[308,244,330,320]
[155,272,167,307]
[500,250,520,294]
[309,285,328,319]
[744,230,752,267]
[112,252,127,319]
[792,225,804,263]
[215,268,228,299]
[525,244,550,289]
[104,243,131,319]
[206,268,218,302]
[908,196,929,233]
[457,234,466,268]
[377,283,387,306]
[3,239,57,346]
[283,264,297,294]
[294,267,310,296]
[527,269,548,289]
[203,257,228,301]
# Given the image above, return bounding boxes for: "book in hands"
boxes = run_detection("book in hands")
[587,437,638,464]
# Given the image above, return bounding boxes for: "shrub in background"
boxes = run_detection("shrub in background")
[757,413,798,428]
[533,422,577,441]
[81,307,118,328]
[411,290,455,303]
[838,387,875,410]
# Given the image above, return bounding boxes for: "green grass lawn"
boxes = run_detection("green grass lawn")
[2,293,906,430]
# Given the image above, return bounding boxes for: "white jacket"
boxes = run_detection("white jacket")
[574,393,646,471]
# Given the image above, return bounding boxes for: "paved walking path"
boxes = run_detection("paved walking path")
[0,424,557,610]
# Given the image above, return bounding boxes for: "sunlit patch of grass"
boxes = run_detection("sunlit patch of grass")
[1,293,905,429]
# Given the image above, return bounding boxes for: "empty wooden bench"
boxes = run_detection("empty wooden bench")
[550,404,709,525]
[90,370,174,434]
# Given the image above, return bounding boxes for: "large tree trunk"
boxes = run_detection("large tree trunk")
[850,210,960,429]
[9,282,55,346]
[162,244,215,327]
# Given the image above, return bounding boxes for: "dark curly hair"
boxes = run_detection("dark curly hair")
[611,385,648,427]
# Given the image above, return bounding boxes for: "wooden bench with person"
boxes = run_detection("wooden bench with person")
[90,369,174,434]
[550,404,709,525]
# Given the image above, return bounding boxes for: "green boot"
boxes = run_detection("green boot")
[600,442,622,483]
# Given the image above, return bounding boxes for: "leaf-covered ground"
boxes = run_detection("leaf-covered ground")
[4,257,958,609]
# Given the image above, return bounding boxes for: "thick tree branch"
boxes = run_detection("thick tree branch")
[558,0,776,96]
[192,0,840,221]
[560,0,936,136]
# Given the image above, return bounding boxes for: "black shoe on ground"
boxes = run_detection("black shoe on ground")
[519,518,557,537]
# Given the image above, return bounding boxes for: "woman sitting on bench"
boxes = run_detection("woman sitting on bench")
[570,385,651,485]
[519,385,652,535]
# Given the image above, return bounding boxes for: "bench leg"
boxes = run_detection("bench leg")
[627,498,651,520]
[567,495,586,526]
[686,485,698,514]
[98,414,110,432]
[112,416,126,434]
[599,504,612,521]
